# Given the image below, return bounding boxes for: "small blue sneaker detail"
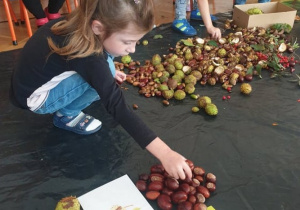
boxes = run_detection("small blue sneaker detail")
[53,112,102,135]
[172,19,197,36]
[190,9,217,21]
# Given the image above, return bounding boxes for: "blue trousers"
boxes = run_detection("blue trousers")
[175,0,199,20]
[34,73,100,116]
[34,54,116,116]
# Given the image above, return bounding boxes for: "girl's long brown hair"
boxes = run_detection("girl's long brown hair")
[48,0,155,59]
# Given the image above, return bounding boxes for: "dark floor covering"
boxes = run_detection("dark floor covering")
[1,11,300,210]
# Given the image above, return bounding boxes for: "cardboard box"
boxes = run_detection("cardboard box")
[233,2,296,29]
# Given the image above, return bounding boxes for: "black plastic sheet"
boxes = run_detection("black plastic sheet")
[1,12,300,210]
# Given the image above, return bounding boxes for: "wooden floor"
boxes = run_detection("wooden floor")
[0,0,281,52]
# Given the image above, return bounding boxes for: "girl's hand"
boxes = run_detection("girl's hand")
[145,137,192,180]
[207,26,222,40]
[159,149,192,180]
[115,70,127,84]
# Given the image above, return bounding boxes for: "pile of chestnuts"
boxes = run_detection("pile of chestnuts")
[135,160,216,210]
[116,24,299,106]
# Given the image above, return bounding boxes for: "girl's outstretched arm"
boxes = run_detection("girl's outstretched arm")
[146,137,193,180]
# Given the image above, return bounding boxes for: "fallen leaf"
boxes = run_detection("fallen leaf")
[180,38,194,46]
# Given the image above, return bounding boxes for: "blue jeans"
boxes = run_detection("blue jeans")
[34,73,100,116]
[175,0,188,20]
[34,53,116,116]
[235,0,270,5]
[175,0,199,19]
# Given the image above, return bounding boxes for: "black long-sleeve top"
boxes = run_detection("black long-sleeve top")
[10,18,157,149]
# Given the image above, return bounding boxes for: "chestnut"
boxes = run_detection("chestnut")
[145,190,160,200]
[238,75,244,83]
[150,173,164,182]
[139,173,149,181]
[196,186,210,199]
[192,178,200,187]
[171,191,188,204]
[150,164,165,174]
[194,175,204,183]
[165,177,179,191]
[179,183,191,194]
[185,159,195,170]
[161,187,174,196]
[177,201,193,210]
[182,177,193,185]
[193,167,205,176]
[148,181,164,191]
[135,180,147,192]
[189,186,196,195]
[205,182,216,192]
[193,203,207,210]
[157,194,172,210]
[188,195,197,204]
[244,74,253,81]
[205,173,216,183]
[195,192,206,203]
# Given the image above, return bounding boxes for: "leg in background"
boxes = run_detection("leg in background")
[22,0,48,27]
[190,0,217,21]
[47,0,66,14]
[22,0,46,19]
[175,0,188,20]
[172,0,197,36]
